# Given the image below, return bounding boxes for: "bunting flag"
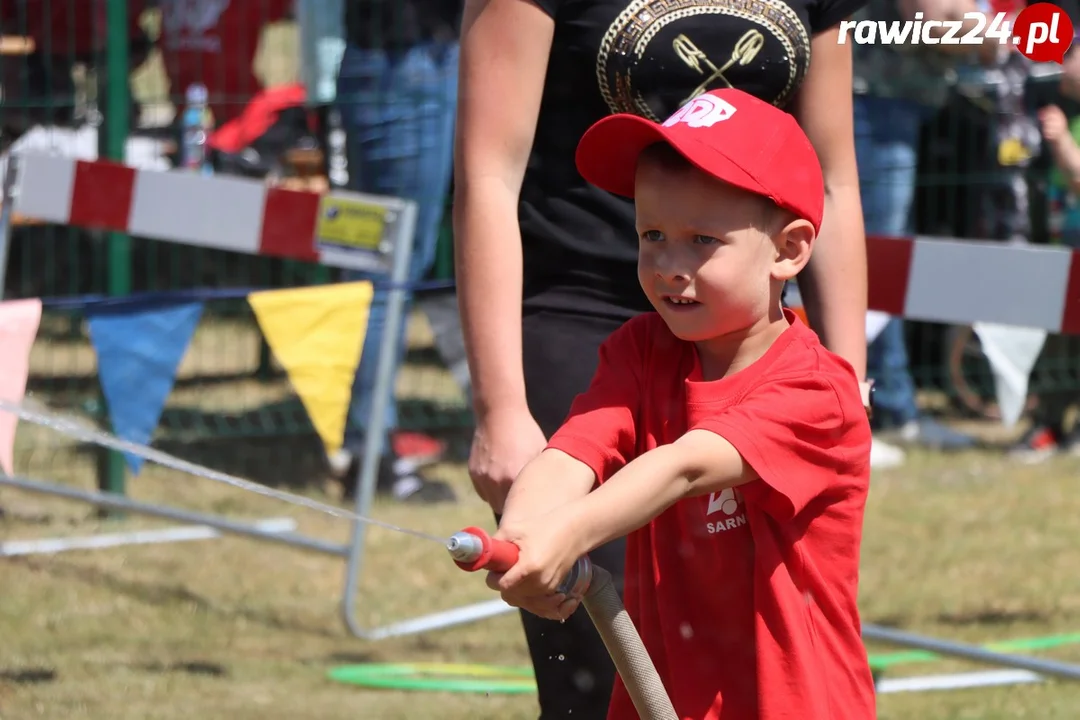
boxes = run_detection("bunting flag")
[87,302,205,475]
[0,299,43,475]
[866,311,891,346]
[973,323,1048,429]
[248,281,373,457]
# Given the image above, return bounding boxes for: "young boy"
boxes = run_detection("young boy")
[486,88,876,720]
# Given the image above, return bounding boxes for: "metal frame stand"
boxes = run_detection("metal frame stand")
[0,150,18,298]
[334,189,514,640]
[0,154,513,642]
[863,623,1080,682]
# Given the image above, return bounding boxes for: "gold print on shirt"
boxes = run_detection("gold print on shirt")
[672,29,765,105]
[596,0,810,121]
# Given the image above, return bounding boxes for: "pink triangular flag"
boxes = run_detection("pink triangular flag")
[0,299,42,475]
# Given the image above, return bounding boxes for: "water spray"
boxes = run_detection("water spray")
[0,398,678,718]
[0,398,447,545]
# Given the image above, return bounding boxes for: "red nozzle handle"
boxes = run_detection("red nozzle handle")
[453,526,519,573]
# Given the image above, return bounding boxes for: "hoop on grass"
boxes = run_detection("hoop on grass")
[327,663,536,694]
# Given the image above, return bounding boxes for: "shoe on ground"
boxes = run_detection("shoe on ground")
[391,431,447,467]
[334,449,457,505]
[385,471,458,505]
[895,417,976,452]
[870,436,906,470]
[330,431,447,480]
[1006,424,1080,464]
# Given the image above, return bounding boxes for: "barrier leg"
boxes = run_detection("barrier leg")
[863,623,1080,681]
[337,197,415,639]
[0,475,348,557]
[335,199,514,640]
[0,152,17,298]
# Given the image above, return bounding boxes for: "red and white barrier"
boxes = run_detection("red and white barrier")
[9,154,1080,336]
[868,236,1080,335]
[9,153,405,274]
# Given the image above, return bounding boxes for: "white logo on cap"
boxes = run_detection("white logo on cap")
[663,95,737,129]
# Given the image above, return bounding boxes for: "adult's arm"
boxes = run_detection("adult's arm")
[792,26,869,380]
[453,0,555,511]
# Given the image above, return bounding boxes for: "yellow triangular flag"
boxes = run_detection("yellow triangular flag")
[248,281,374,456]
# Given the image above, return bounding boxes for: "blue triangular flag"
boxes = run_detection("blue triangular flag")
[87,302,204,475]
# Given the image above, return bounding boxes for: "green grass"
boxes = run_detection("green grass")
[4,316,1080,719]
[4,444,1080,719]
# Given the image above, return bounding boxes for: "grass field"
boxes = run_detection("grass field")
[3,316,1080,719]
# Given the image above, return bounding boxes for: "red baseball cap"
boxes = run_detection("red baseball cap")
[575,88,824,234]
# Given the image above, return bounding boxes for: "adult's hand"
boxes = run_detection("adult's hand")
[468,405,548,514]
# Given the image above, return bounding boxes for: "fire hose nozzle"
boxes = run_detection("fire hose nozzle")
[448,526,593,598]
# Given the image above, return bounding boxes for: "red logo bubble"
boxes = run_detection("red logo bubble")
[1013,3,1074,64]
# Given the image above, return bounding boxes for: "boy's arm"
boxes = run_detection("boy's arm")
[498,449,598,526]
[561,431,756,552]
[492,371,866,613]
[496,316,652,528]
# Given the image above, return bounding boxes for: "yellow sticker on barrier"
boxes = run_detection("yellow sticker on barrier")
[316,196,387,252]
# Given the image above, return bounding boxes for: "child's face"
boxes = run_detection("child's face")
[633,156,811,344]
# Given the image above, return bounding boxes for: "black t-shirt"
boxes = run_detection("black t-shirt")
[522,0,867,319]
[346,1,463,50]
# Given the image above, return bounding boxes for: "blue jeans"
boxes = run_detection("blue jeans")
[855,95,926,427]
[335,41,459,452]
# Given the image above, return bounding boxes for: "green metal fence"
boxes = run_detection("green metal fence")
[2,3,1079,495]
[1,2,469,497]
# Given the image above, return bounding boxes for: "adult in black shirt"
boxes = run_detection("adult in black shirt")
[454,0,869,717]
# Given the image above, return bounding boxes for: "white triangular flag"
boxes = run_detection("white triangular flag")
[973,323,1047,428]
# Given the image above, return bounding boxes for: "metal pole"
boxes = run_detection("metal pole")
[332,203,520,640]
[0,155,17,299]
[339,198,417,638]
[98,0,133,507]
[863,623,1080,682]
[0,475,350,557]
[1,518,298,557]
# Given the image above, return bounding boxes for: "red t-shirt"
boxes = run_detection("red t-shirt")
[547,310,875,720]
[157,0,293,124]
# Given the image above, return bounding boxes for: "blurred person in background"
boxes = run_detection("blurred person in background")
[852,0,1005,466]
[1,0,150,131]
[1010,6,1080,462]
[157,0,296,126]
[454,0,871,716]
[328,0,463,505]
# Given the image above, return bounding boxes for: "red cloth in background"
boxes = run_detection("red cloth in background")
[208,82,306,153]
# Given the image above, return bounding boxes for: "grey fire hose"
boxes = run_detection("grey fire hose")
[448,527,678,720]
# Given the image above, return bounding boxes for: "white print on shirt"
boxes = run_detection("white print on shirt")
[705,487,748,534]
[663,95,738,129]
[837,11,1019,46]
[161,0,231,53]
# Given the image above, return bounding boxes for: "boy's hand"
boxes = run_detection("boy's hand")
[485,514,586,621]
[1040,105,1070,146]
